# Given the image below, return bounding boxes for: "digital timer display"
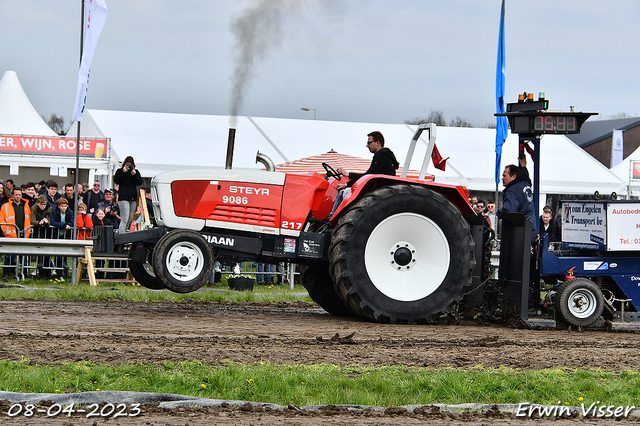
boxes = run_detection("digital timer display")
[533,115,577,133]
[497,96,596,135]
[507,113,594,135]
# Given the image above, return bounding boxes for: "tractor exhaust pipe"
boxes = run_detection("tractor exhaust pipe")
[256,151,275,171]
[225,128,236,169]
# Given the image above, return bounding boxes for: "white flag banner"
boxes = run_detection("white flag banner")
[612,129,623,168]
[71,0,108,122]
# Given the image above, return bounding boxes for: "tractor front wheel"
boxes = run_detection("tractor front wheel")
[152,230,214,293]
[129,247,165,290]
[301,264,353,316]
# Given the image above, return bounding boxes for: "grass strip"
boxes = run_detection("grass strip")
[0,281,313,304]
[0,359,638,408]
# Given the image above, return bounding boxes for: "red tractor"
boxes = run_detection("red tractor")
[120,125,480,323]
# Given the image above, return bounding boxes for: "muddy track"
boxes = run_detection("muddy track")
[1,299,639,369]
[1,299,639,425]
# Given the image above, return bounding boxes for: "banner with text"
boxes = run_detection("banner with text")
[561,201,607,250]
[607,202,640,251]
[0,135,108,158]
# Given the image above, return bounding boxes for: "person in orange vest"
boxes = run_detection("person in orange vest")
[76,203,94,240]
[0,187,31,238]
[0,187,31,280]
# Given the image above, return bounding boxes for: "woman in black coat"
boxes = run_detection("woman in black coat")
[113,155,142,233]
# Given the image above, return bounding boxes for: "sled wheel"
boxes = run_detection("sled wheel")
[152,230,214,293]
[329,184,475,324]
[554,278,604,327]
[128,247,165,290]
[301,264,353,316]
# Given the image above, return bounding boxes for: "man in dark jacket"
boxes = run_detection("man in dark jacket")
[336,131,399,188]
[326,131,399,219]
[83,180,105,214]
[497,157,536,242]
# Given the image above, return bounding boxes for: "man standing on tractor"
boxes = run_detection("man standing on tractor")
[326,131,399,219]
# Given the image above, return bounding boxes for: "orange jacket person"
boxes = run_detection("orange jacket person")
[76,202,94,240]
[0,187,31,238]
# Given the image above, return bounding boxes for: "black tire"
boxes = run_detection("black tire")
[152,230,214,293]
[128,247,165,290]
[329,184,475,324]
[553,278,604,327]
[301,264,353,316]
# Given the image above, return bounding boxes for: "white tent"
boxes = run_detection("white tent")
[0,70,56,136]
[0,71,109,185]
[67,110,287,177]
[611,146,640,197]
[69,109,627,199]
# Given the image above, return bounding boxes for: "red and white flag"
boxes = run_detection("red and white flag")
[71,0,108,122]
[431,143,449,171]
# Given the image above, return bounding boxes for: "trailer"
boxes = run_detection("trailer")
[537,200,640,327]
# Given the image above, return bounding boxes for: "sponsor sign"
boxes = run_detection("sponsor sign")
[0,135,109,158]
[561,202,606,250]
[607,202,640,251]
[631,161,640,181]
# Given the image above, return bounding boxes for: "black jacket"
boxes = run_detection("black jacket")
[114,167,143,202]
[347,147,399,187]
[497,167,536,240]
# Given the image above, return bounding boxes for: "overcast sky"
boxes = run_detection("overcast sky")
[1,0,638,131]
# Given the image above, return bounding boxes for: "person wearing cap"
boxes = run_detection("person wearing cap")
[94,188,120,228]
[36,180,47,196]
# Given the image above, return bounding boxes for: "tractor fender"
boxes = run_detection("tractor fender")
[330,174,474,222]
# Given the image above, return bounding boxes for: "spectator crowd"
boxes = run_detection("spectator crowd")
[0,157,150,281]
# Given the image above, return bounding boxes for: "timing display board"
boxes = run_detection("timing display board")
[507,112,594,134]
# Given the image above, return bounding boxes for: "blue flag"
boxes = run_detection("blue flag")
[494,0,508,184]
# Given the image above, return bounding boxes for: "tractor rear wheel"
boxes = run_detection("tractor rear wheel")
[301,264,353,316]
[554,278,604,327]
[329,184,475,324]
[152,230,214,293]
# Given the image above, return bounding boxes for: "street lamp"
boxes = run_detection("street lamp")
[301,107,316,120]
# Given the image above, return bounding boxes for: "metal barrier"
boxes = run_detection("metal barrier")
[0,224,93,281]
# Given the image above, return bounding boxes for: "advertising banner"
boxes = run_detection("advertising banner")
[631,161,640,181]
[611,129,623,168]
[607,202,640,251]
[561,201,607,250]
[0,135,108,158]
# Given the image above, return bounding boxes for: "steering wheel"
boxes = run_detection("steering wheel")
[322,162,342,181]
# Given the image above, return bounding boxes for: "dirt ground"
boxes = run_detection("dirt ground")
[1,298,639,425]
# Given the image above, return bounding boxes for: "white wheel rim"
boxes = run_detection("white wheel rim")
[567,288,597,319]
[165,241,204,282]
[364,213,450,302]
